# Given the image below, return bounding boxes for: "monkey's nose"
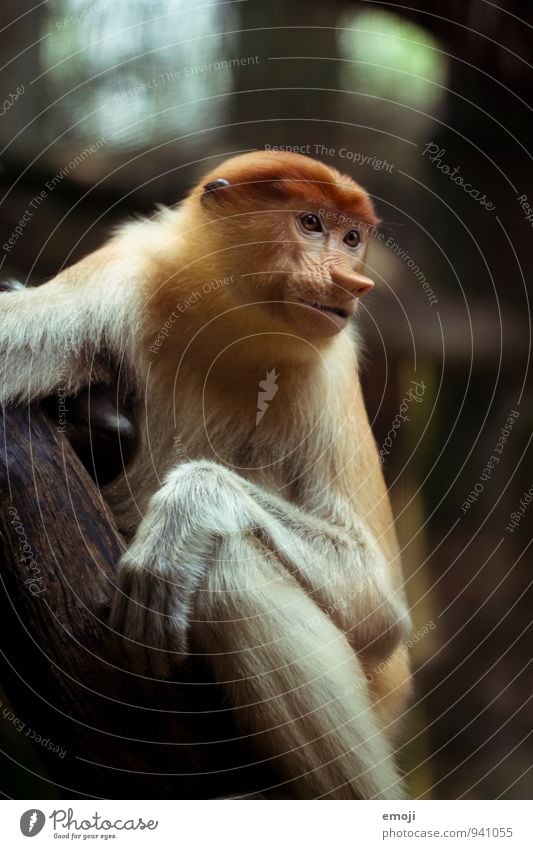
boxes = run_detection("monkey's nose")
[330,268,375,299]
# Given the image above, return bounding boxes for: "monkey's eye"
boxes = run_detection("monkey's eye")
[344,229,361,249]
[299,213,322,232]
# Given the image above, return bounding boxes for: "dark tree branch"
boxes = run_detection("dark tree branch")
[0,404,265,799]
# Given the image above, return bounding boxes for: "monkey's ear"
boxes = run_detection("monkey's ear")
[201,178,231,203]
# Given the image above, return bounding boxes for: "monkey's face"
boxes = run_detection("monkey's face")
[203,205,376,340]
[194,151,379,341]
[274,206,375,338]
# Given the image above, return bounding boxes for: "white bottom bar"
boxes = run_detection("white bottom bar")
[1,800,530,848]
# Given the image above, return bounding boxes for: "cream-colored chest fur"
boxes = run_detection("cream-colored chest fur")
[104,342,354,535]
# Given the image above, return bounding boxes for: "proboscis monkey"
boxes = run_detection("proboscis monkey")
[0,152,412,799]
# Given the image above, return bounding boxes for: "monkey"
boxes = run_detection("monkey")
[0,151,412,799]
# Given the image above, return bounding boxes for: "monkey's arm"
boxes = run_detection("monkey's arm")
[0,284,92,403]
[227,475,410,660]
[110,459,408,672]
[0,248,141,405]
[0,279,138,485]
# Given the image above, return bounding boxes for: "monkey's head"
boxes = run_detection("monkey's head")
[188,151,379,340]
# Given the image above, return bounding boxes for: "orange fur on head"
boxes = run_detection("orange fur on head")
[190,150,380,227]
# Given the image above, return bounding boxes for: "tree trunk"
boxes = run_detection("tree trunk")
[0,404,264,799]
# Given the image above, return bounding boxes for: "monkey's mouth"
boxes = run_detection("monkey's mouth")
[297,299,351,320]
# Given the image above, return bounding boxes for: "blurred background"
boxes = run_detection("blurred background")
[0,0,531,799]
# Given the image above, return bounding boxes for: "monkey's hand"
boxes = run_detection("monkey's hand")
[0,279,25,294]
[109,461,265,677]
